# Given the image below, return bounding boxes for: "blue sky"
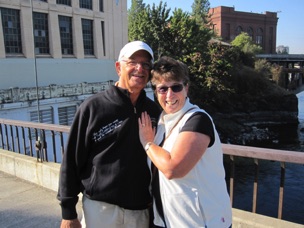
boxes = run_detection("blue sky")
[127,0,304,54]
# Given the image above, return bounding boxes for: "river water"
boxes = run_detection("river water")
[228,91,304,224]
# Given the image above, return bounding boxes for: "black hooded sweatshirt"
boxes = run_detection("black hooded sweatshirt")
[57,85,160,220]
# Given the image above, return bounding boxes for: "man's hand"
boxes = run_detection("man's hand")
[60,219,81,228]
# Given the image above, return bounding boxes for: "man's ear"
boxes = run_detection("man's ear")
[115,61,121,75]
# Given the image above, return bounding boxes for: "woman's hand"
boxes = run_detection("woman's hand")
[138,112,155,148]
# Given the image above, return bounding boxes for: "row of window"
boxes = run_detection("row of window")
[1,7,106,56]
[30,105,77,126]
[39,0,104,12]
[235,26,264,44]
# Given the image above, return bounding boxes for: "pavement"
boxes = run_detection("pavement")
[0,171,82,228]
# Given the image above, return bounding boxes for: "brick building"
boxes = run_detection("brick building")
[209,6,278,54]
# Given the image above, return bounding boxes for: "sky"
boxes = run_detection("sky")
[126,0,304,54]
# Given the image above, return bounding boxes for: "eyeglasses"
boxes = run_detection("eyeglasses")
[156,84,184,94]
[121,60,152,70]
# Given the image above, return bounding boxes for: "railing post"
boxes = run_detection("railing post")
[51,131,57,163]
[15,126,21,153]
[5,124,9,150]
[252,158,259,213]
[0,123,4,149]
[35,129,42,162]
[28,128,33,156]
[10,125,15,152]
[21,127,26,155]
[60,132,65,156]
[278,162,286,219]
[41,130,48,162]
[229,155,235,206]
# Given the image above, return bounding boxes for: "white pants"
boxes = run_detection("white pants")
[81,195,150,228]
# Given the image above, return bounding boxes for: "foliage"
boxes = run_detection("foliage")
[186,43,243,112]
[191,0,211,27]
[270,64,285,87]
[167,9,211,59]
[128,1,212,60]
[255,59,285,88]
[128,1,171,60]
[128,0,146,40]
[230,32,263,67]
[128,0,290,116]
[255,59,272,79]
[231,32,263,55]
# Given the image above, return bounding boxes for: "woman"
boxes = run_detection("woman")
[138,56,232,228]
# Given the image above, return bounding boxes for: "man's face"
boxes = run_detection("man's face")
[116,50,152,93]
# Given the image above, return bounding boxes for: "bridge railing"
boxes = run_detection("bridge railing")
[0,118,303,222]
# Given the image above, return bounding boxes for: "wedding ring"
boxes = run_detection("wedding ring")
[142,124,145,127]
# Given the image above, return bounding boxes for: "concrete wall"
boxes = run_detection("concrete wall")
[0,58,117,89]
[0,149,303,228]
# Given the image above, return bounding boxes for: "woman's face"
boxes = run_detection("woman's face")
[155,79,188,114]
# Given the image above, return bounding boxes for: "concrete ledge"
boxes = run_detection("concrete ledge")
[0,149,60,192]
[0,149,303,227]
[232,208,304,228]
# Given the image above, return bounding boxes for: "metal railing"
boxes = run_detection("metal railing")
[0,118,304,221]
[0,118,69,163]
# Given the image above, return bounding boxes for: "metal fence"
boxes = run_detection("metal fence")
[0,118,304,221]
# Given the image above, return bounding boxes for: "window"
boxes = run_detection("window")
[0,8,22,54]
[236,26,243,35]
[33,12,49,54]
[80,0,92,10]
[247,27,253,40]
[225,23,230,41]
[56,0,71,6]
[30,109,54,124]
[256,28,263,45]
[58,15,73,55]
[82,19,94,55]
[30,108,53,138]
[101,21,105,56]
[99,0,104,12]
[58,106,77,125]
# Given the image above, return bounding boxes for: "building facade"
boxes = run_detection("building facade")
[209,6,278,54]
[0,0,128,90]
[0,0,130,126]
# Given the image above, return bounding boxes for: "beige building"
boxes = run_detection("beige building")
[0,0,128,89]
[0,0,130,125]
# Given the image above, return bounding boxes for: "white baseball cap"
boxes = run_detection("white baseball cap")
[118,41,154,62]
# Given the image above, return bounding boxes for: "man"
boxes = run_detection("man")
[57,41,160,228]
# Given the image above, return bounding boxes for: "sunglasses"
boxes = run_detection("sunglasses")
[156,84,184,94]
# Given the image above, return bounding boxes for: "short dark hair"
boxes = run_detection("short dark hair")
[151,56,189,86]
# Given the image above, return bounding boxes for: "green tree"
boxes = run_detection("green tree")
[187,43,237,111]
[191,0,211,26]
[128,0,146,41]
[231,32,263,55]
[128,1,171,59]
[167,9,211,59]
[231,32,263,67]
[255,59,272,77]
[128,0,235,112]
[128,1,212,60]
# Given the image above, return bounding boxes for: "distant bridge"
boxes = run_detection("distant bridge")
[256,54,304,94]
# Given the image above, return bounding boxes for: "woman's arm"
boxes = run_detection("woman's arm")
[139,112,210,179]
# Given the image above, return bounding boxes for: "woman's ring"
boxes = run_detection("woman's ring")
[142,124,145,127]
